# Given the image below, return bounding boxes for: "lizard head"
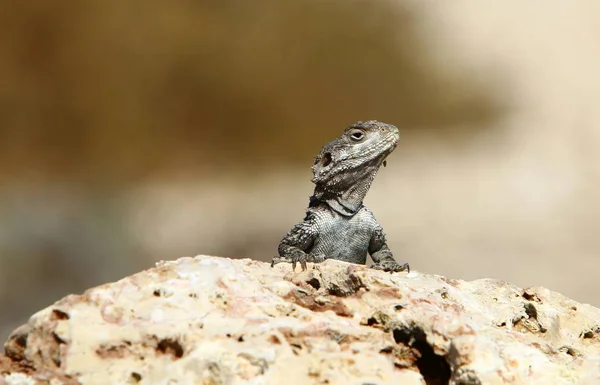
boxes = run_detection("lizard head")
[310,120,399,214]
[312,120,399,185]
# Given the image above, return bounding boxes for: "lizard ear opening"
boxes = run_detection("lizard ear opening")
[322,153,332,167]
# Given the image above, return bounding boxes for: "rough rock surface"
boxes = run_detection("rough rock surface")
[2,256,600,385]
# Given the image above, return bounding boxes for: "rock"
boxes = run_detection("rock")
[1,255,600,385]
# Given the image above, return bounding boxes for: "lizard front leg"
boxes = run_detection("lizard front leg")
[271,213,325,271]
[369,226,410,273]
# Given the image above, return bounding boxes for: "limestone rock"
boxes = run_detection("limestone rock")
[2,255,600,385]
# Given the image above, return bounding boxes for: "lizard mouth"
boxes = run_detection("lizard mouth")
[381,134,399,168]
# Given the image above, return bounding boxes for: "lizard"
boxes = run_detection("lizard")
[271,120,410,273]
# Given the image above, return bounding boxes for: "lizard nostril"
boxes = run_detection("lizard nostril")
[322,153,332,166]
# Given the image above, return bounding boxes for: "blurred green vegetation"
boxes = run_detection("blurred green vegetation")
[0,0,502,185]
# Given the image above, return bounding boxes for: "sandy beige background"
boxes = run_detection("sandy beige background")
[1,2,599,343]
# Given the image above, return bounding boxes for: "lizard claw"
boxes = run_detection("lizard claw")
[291,254,308,271]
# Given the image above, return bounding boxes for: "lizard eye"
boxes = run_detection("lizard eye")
[349,129,365,142]
[321,152,332,166]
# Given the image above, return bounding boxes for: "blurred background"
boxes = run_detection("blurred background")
[1,1,599,342]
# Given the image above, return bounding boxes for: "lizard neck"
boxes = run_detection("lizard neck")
[311,176,374,217]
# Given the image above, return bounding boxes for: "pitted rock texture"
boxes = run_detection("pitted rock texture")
[2,256,600,385]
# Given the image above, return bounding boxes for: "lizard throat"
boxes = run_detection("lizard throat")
[309,194,362,217]
[311,154,384,217]
[311,175,373,217]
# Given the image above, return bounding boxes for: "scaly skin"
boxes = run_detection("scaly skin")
[271,120,409,272]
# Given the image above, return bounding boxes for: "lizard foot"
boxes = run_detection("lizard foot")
[371,261,410,273]
[293,253,326,271]
[270,254,326,271]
